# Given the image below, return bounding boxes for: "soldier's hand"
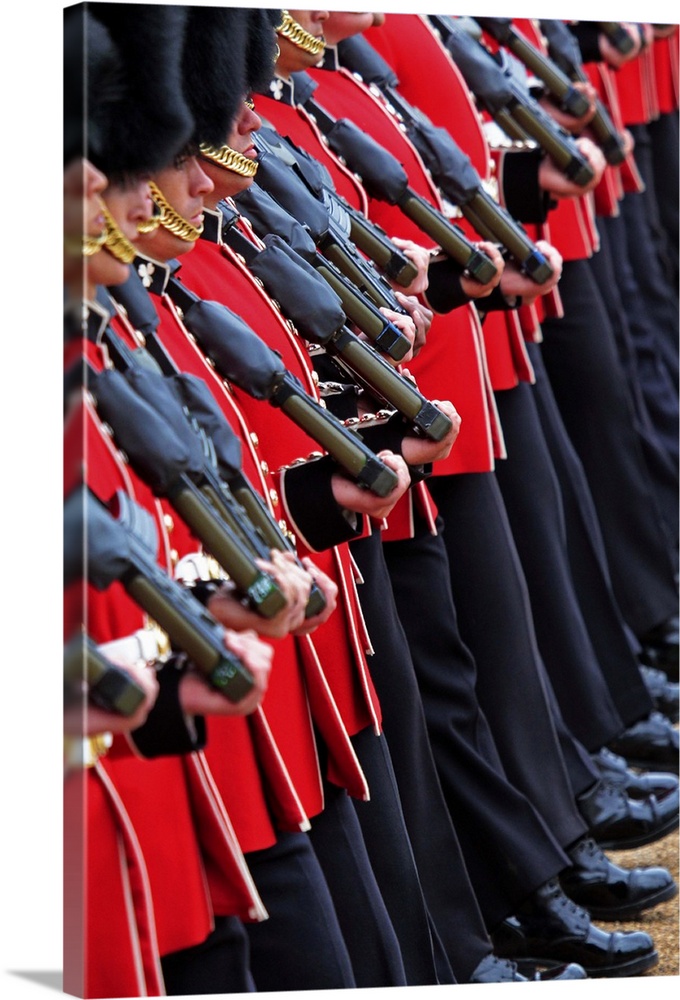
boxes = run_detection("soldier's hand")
[499,240,563,304]
[207,550,312,639]
[538,137,605,197]
[599,23,641,67]
[399,398,461,466]
[179,628,273,716]
[539,80,597,134]
[291,557,339,635]
[378,305,417,363]
[387,237,431,296]
[331,450,411,519]
[394,291,432,356]
[460,241,505,300]
[69,658,160,737]
[653,24,677,40]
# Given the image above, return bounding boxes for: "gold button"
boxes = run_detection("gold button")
[269,489,279,506]
[250,432,259,448]
[260,461,269,476]
[163,514,174,533]
[170,548,179,565]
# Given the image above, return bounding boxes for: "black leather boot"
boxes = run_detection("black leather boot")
[560,837,677,920]
[607,711,679,772]
[577,778,679,849]
[640,664,679,723]
[591,747,678,801]
[639,616,679,681]
[469,953,587,983]
[491,879,658,978]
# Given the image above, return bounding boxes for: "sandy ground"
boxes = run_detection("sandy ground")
[604,822,679,978]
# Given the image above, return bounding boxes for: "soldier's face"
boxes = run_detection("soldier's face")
[103,177,155,242]
[137,156,214,261]
[88,176,154,288]
[277,9,329,77]
[324,11,378,46]
[64,158,108,284]
[202,102,262,205]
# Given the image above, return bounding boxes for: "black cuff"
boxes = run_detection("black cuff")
[499,148,551,223]
[358,412,428,484]
[280,454,364,552]
[423,256,471,313]
[310,351,363,420]
[568,23,601,63]
[130,655,206,758]
[476,281,520,314]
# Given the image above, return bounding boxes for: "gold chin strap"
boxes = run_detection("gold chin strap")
[276,11,326,56]
[80,230,107,257]
[148,181,203,242]
[137,199,162,235]
[200,142,258,178]
[101,201,137,264]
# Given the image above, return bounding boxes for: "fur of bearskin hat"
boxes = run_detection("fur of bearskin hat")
[86,3,194,179]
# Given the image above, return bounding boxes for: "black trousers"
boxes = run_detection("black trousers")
[421,473,598,818]
[350,531,492,978]
[306,776,408,988]
[593,214,679,547]
[243,831,356,992]
[353,528,582,940]
[349,727,452,984]
[161,916,254,995]
[598,212,679,467]
[527,341,655,727]
[493,378,625,751]
[539,257,678,638]
[623,122,679,377]
[647,111,679,293]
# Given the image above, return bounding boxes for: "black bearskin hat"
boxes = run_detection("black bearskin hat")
[64,8,123,166]
[181,5,251,148]
[245,8,281,94]
[181,6,281,148]
[85,3,194,180]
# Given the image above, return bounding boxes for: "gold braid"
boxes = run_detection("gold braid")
[81,230,107,257]
[276,11,326,56]
[200,143,258,177]
[148,181,203,242]
[101,201,137,264]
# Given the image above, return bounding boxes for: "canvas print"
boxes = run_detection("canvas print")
[61,3,679,997]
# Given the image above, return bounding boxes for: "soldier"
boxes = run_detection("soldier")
[257,8,672,979]
[65,7,274,995]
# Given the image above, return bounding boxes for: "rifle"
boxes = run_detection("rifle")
[247,129,414,361]
[286,77,501,287]
[123,261,399,498]
[334,36,554,284]
[90,364,290,619]
[598,21,636,56]
[212,204,452,442]
[474,16,591,117]
[64,632,147,717]
[429,14,595,186]
[91,283,327,619]
[65,487,255,702]
[539,19,627,165]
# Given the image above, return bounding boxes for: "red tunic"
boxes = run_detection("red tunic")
[133,257,379,804]
[257,79,504,482]
[64,334,266,997]
[366,14,537,387]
